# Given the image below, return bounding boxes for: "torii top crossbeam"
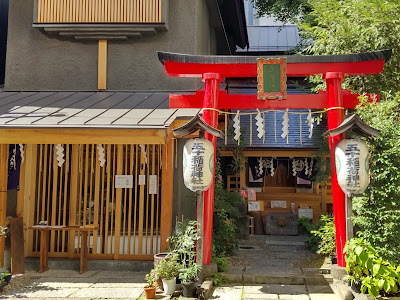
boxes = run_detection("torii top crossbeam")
[158,49,391,269]
[158,50,391,110]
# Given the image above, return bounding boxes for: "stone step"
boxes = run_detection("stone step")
[221,272,333,286]
[25,257,153,272]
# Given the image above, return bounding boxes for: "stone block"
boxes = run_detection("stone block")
[265,213,299,236]
[331,265,347,280]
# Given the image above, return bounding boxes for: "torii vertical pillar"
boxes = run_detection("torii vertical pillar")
[202,73,221,265]
[325,72,346,267]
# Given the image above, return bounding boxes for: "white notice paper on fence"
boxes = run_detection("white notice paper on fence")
[139,175,146,185]
[149,175,157,194]
[115,175,133,188]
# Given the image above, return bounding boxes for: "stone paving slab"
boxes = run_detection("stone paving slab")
[279,295,310,300]
[260,284,308,294]
[92,270,147,279]
[2,288,79,298]
[73,287,143,298]
[309,294,340,300]
[33,277,96,288]
[34,269,100,278]
[307,284,335,294]
[268,245,300,252]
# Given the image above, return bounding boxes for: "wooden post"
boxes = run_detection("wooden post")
[114,145,123,259]
[160,140,174,252]
[10,217,24,274]
[346,195,353,241]
[68,145,79,258]
[0,145,8,267]
[98,40,107,90]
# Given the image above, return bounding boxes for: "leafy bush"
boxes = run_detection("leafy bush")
[344,237,400,299]
[311,215,336,255]
[156,255,181,280]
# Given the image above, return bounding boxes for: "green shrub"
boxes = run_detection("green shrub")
[344,237,400,299]
[311,215,336,255]
[156,255,181,280]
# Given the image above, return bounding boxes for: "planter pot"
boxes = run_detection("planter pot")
[162,278,176,295]
[154,252,170,290]
[143,286,156,299]
[182,281,198,298]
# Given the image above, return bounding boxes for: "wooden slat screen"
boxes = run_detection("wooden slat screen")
[30,144,163,260]
[37,0,162,23]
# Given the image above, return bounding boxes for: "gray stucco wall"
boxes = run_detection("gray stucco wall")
[5,0,216,91]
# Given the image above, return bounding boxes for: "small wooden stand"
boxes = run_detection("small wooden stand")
[29,225,99,274]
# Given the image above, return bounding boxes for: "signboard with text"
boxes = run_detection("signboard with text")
[257,58,287,100]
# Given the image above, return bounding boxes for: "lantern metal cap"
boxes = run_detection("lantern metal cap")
[324,114,381,138]
[173,114,225,138]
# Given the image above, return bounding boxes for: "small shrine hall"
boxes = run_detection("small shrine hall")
[158,49,391,267]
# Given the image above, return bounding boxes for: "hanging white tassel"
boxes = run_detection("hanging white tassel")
[257,157,264,176]
[139,144,148,164]
[292,159,305,176]
[271,158,275,177]
[19,144,24,164]
[305,159,309,175]
[55,144,65,167]
[309,159,314,177]
[255,110,265,139]
[307,109,314,139]
[292,159,297,176]
[97,144,106,167]
[233,111,241,144]
[10,146,16,170]
[281,109,289,139]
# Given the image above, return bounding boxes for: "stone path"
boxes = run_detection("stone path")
[0,270,155,299]
[212,235,340,300]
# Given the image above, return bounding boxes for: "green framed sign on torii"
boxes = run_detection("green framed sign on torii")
[158,49,391,268]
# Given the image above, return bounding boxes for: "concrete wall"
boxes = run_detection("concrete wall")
[5,0,216,91]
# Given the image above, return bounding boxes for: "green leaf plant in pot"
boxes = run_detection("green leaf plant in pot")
[179,263,202,298]
[144,269,157,299]
[156,255,181,295]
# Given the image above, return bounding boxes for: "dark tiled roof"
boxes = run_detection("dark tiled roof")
[0,91,200,129]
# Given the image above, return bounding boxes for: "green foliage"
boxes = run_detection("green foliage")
[212,154,246,271]
[178,263,201,283]
[156,255,181,280]
[297,215,336,254]
[251,0,311,24]
[168,220,200,269]
[310,215,336,255]
[344,238,400,299]
[145,269,157,287]
[211,274,229,286]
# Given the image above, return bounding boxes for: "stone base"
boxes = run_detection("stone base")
[265,213,298,235]
[201,262,217,281]
[331,264,347,280]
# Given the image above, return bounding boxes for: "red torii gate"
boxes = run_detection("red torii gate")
[158,50,391,268]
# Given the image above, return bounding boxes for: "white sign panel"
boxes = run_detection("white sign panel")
[298,208,313,219]
[149,175,157,195]
[139,175,146,185]
[271,201,287,208]
[183,139,214,192]
[248,201,261,212]
[115,175,133,188]
[335,139,369,195]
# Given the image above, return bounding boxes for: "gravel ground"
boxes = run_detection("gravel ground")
[0,271,39,295]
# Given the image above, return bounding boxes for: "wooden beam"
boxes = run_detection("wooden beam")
[68,145,79,258]
[0,128,167,144]
[113,145,123,259]
[98,40,107,90]
[0,144,8,267]
[169,90,378,110]
[160,139,174,252]
[220,149,319,158]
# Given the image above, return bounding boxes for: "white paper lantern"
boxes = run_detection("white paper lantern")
[183,139,214,192]
[335,139,370,195]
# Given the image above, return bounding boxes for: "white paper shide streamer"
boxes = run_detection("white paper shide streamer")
[257,157,264,177]
[292,159,304,176]
[55,144,65,167]
[139,144,148,164]
[307,109,314,139]
[19,144,24,164]
[233,111,241,144]
[255,111,265,139]
[97,144,106,167]
[281,109,289,139]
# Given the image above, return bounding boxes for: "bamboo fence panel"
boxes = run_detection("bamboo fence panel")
[37,0,162,23]
[28,144,162,260]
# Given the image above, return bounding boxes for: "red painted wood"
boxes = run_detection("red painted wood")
[169,90,378,109]
[325,72,347,267]
[201,73,221,265]
[164,60,386,78]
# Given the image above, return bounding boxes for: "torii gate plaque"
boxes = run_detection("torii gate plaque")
[158,50,391,267]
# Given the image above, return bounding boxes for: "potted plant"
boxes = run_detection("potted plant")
[143,269,157,299]
[179,263,201,297]
[156,255,181,295]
